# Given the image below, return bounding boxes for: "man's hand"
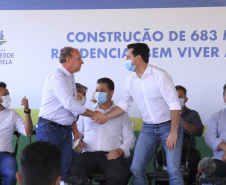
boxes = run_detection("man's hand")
[166,132,177,151]
[74,140,86,153]
[92,111,108,124]
[218,142,226,153]
[72,121,81,141]
[222,153,226,162]
[21,96,29,111]
[105,150,122,160]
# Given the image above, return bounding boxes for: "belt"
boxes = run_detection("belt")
[39,117,70,128]
[157,120,171,125]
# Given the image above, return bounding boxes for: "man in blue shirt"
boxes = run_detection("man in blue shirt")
[205,83,226,178]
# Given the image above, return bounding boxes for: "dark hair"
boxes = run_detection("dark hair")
[127,43,150,63]
[97,78,114,91]
[223,84,226,96]
[20,141,61,185]
[175,85,187,97]
[59,47,77,63]
[76,83,87,93]
[0,82,7,88]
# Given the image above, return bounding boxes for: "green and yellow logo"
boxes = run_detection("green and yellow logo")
[0,30,7,46]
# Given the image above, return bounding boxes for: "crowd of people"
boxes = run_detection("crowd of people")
[0,43,226,185]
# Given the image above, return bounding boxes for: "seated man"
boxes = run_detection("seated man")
[0,81,33,185]
[70,77,136,185]
[16,141,61,185]
[76,83,87,106]
[205,83,226,178]
[72,83,88,158]
[156,85,204,185]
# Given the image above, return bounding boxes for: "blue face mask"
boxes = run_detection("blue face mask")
[125,56,137,72]
[95,92,108,104]
[179,98,185,108]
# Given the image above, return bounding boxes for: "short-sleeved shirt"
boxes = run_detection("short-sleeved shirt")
[0,109,27,153]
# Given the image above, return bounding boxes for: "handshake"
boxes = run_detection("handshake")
[92,110,108,124]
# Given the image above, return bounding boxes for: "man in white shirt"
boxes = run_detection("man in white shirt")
[205,83,226,178]
[70,78,136,185]
[0,81,33,185]
[37,47,102,178]
[93,43,183,185]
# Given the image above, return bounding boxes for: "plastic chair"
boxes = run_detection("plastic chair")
[0,131,21,184]
[146,133,193,185]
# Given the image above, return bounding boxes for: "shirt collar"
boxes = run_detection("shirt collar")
[94,101,116,113]
[181,106,188,114]
[59,64,74,77]
[143,64,152,75]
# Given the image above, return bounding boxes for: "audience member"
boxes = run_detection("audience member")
[156,85,204,185]
[16,141,61,185]
[70,77,136,185]
[0,81,33,185]
[205,83,226,178]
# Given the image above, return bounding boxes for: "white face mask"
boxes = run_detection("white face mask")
[78,96,86,106]
[1,95,11,109]
[178,98,185,108]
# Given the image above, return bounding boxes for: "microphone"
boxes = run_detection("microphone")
[198,157,216,177]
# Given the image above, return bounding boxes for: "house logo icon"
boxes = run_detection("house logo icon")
[0,30,7,46]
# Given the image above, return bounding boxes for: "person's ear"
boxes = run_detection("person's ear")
[16,172,22,185]
[136,55,141,62]
[109,90,114,98]
[184,97,188,104]
[55,176,61,185]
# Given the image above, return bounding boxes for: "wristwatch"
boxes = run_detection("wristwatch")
[24,109,31,114]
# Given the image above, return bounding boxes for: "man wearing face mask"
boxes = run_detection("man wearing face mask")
[70,77,136,185]
[76,83,87,106]
[0,81,33,185]
[93,43,183,185]
[72,83,88,158]
[156,85,204,185]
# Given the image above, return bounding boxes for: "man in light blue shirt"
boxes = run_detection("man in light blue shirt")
[205,83,226,178]
[37,47,102,177]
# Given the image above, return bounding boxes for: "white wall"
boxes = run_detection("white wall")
[0,7,226,125]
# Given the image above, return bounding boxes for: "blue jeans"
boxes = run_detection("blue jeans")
[0,152,18,185]
[130,121,184,185]
[36,119,72,177]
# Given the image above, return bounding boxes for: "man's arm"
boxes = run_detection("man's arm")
[92,106,125,124]
[166,110,180,151]
[21,96,33,137]
[182,111,203,135]
[205,113,222,151]
[72,121,81,140]
[106,112,136,160]
[222,153,226,162]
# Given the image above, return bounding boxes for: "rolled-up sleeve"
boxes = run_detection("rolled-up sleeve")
[158,71,181,111]
[119,113,136,158]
